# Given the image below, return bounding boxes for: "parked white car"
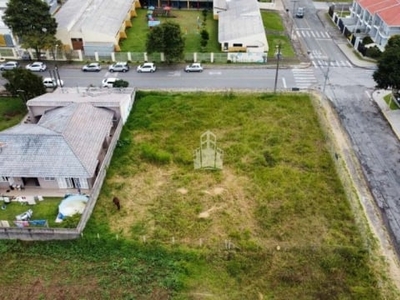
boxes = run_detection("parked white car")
[184,63,203,72]
[0,61,19,71]
[43,77,64,88]
[137,62,156,73]
[102,77,118,88]
[26,62,47,72]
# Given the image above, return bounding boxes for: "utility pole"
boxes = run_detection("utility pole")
[273,44,282,93]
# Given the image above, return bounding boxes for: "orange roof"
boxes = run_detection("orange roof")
[377,6,400,25]
[356,0,400,25]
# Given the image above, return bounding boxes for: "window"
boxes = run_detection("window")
[233,43,243,47]
[0,176,8,182]
[44,177,55,181]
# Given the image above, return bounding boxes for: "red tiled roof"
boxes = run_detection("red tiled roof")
[359,0,399,13]
[377,6,400,25]
[356,0,400,25]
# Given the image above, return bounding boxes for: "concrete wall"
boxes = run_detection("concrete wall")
[77,119,124,233]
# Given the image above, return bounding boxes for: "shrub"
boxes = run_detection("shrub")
[365,46,382,59]
[362,36,373,44]
[113,79,129,88]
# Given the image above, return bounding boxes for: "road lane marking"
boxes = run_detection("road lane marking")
[282,77,287,88]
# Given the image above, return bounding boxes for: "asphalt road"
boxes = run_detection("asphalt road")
[54,66,312,91]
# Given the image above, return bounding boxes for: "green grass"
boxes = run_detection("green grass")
[0,92,396,299]
[261,10,285,31]
[0,197,69,228]
[120,9,297,60]
[0,97,27,131]
[120,9,220,53]
[384,93,400,110]
[261,11,296,58]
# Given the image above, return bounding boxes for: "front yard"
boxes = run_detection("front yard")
[120,8,296,59]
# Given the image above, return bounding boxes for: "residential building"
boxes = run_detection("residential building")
[54,0,140,54]
[216,0,268,54]
[349,0,400,48]
[0,88,135,192]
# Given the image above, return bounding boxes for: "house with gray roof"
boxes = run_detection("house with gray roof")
[0,103,115,191]
[216,0,268,53]
[0,86,136,192]
[27,87,136,124]
[55,0,140,54]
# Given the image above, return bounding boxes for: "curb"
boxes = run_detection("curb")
[372,90,400,141]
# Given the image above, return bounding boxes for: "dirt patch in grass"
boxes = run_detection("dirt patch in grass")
[105,165,257,243]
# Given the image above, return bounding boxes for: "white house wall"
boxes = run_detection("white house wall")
[221,33,268,51]
[55,0,136,49]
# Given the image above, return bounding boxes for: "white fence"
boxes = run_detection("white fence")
[0,47,271,64]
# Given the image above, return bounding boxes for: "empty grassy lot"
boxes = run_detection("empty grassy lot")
[0,91,397,299]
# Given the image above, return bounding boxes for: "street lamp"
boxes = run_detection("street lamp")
[273,44,282,93]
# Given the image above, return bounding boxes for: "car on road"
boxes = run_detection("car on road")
[296,7,304,18]
[108,62,129,73]
[0,61,19,71]
[102,77,118,88]
[137,62,156,73]
[82,62,102,72]
[26,62,47,72]
[185,63,203,72]
[43,77,64,88]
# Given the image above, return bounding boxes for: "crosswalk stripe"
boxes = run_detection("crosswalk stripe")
[309,57,354,68]
[292,68,317,89]
[296,30,331,39]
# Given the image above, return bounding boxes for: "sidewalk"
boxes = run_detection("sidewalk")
[372,90,400,141]
[336,43,377,69]
[338,41,400,142]
[314,9,400,142]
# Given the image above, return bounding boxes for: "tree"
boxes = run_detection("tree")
[113,79,129,88]
[146,22,185,63]
[3,0,58,60]
[200,29,209,50]
[373,35,400,91]
[2,69,46,100]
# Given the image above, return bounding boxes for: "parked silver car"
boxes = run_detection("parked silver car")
[82,62,102,72]
[108,62,129,73]
[184,63,203,72]
[136,62,157,73]
[0,61,19,71]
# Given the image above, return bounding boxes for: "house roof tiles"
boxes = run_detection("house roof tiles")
[0,103,114,178]
[356,0,400,25]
